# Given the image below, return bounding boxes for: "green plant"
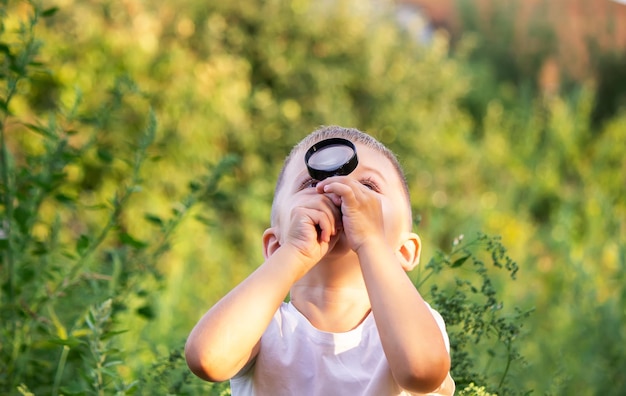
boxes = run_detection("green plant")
[0,2,237,394]
[415,233,532,395]
[457,382,498,396]
[137,347,231,396]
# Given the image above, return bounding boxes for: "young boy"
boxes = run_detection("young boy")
[185,126,455,395]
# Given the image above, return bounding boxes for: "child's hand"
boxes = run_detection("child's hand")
[282,191,342,266]
[316,176,385,253]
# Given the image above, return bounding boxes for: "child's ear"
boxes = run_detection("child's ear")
[396,232,421,271]
[262,227,281,260]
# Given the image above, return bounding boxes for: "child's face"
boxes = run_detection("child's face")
[274,141,412,249]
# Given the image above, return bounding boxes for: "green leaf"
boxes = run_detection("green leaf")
[23,122,54,138]
[194,214,215,227]
[41,7,60,17]
[119,232,148,249]
[32,242,48,255]
[451,254,471,268]
[189,180,201,192]
[13,205,30,233]
[76,234,89,255]
[97,148,114,163]
[136,304,155,319]
[55,193,76,204]
[100,330,128,341]
[0,43,12,57]
[144,214,164,226]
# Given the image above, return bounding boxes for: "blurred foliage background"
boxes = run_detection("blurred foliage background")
[1,0,625,394]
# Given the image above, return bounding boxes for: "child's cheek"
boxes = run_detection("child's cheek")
[381,203,401,241]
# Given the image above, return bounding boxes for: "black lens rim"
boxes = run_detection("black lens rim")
[305,138,358,181]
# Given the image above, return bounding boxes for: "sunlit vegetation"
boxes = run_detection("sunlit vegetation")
[1,1,624,395]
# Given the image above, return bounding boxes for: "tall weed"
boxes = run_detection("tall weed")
[415,233,531,395]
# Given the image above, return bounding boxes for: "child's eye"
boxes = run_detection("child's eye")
[300,178,319,189]
[360,178,380,192]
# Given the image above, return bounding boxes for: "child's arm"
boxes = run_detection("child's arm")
[184,244,307,382]
[318,178,451,394]
[185,193,340,382]
[357,239,451,394]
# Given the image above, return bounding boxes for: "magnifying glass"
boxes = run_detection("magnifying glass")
[305,138,358,181]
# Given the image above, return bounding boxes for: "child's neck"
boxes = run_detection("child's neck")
[289,270,372,333]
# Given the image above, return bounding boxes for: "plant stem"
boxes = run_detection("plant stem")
[0,24,25,392]
[43,113,155,303]
[0,49,20,308]
[52,345,70,396]
[497,339,513,390]
[0,118,14,304]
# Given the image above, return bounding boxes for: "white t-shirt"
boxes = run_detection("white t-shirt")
[230,302,455,396]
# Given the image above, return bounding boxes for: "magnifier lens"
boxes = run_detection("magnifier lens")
[307,145,354,171]
[305,138,358,180]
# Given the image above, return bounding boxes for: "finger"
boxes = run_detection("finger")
[313,208,335,242]
[324,191,342,207]
[319,181,358,207]
[293,194,342,241]
[318,194,343,232]
[305,198,337,239]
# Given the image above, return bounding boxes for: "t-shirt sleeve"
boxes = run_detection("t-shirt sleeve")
[232,304,285,381]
